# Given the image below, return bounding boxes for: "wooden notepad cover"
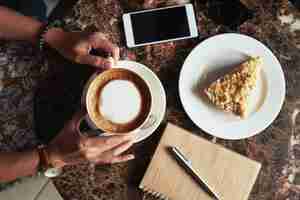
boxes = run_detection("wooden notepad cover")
[140,123,261,200]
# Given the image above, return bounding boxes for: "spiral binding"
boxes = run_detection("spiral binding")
[140,186,169,200]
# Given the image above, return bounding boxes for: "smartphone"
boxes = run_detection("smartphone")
[123,4,198,48]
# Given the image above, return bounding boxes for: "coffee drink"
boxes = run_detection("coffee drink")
[86,68,152,133]
[100,80,142,124]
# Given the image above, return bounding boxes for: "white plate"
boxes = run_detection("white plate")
[179,33,286,140]
[82,60,167,143]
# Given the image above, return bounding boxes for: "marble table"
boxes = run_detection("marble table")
[34,0,300,200]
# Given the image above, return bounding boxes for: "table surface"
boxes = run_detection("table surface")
[34,1,300,200]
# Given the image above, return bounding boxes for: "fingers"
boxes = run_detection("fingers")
[110,154,135,164]
[92,140,134,164]
[82,133,135,153]
[77,133,136,165]
[82,135,135,164]
[111,46,120,61]
[77,54,114,69]
[112,140,134,156]
[89,33,120,61]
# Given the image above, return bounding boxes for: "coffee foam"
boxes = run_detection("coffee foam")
[99,80,142,124]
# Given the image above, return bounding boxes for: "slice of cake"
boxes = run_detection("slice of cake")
[204,57,262,118]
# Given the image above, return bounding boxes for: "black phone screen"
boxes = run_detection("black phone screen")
[130,6,191,44]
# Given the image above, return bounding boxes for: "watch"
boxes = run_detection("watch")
[37,145,62,178]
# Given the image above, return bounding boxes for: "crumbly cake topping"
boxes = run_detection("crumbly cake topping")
[204,57,262,117]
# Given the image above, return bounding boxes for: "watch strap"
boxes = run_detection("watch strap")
[37,145,62,177]
[37,145,50,171]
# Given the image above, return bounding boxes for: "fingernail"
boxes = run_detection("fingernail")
[104,57,115,69]
[115,47,120,60]
[128,154,135,160]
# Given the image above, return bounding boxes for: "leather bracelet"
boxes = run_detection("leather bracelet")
[38,20,63,51]
[37,145,51,172]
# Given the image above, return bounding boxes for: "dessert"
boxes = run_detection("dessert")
[204,57,262,118]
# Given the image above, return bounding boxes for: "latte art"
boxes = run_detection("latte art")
[99,80,142,124]
[86,68,152,133]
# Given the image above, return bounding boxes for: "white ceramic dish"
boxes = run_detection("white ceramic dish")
[82,60,167,143]
[179,33,286,140]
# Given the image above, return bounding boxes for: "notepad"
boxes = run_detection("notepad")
[139,123,261,200]
[0,176,63,200]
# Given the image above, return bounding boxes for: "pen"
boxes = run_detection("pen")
[170,146,220,200]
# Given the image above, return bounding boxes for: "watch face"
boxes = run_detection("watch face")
[44,168,62,178]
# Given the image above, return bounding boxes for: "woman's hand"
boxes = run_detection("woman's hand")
[44,28,120,69]
[0,6,119,69]
[46,109,135,168]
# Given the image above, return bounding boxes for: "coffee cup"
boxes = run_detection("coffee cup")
[85,68,156,134]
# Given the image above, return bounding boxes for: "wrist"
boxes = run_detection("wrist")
[29,22,44,45]
[45,145,66,168]
[43,27,65,50]
[37,145,64,178]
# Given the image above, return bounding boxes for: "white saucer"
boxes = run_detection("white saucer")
[82,60,167,143]
[179,33,286,140]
